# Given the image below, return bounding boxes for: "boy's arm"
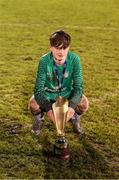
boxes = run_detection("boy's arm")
[34,58,52,112]
[69,56,83,109]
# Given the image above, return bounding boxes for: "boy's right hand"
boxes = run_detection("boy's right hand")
[47,109,55,123]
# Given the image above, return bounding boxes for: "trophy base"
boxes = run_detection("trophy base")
[54,146,70,160]
[54,137,70,160]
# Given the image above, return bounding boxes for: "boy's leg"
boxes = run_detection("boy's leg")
[71,95,89,134]
[28,95,44,135]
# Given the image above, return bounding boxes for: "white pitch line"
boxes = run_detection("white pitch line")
[64,25,119,31]
[0,23,119,31]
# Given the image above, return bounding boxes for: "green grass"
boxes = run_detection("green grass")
[0,0,119,178]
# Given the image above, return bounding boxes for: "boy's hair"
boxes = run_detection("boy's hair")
[49,30,71,49]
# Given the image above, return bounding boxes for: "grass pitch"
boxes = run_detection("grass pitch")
[0,0,119,178]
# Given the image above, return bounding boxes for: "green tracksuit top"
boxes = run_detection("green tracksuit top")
[34,51,83,112]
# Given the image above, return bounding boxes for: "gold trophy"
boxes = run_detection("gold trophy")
[52,96,70,160]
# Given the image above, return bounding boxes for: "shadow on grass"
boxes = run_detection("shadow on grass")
[42,135,114,179]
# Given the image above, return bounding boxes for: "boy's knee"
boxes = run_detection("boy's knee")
[82,95,89,111]
[76,95,89,114]
[28,96,41,114]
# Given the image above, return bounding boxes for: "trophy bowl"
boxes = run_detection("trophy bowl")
[52,96,70,160]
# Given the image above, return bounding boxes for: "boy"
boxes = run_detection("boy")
[29,30,89,135]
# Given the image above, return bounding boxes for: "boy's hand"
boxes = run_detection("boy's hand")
[47,109,55,123]
[47,107,75,123]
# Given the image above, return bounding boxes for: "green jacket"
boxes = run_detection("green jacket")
[34,51,83,112]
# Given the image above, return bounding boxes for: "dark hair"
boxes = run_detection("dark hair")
[49,30,71,49]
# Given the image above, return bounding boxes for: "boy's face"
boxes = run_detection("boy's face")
[50,45,69,65]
